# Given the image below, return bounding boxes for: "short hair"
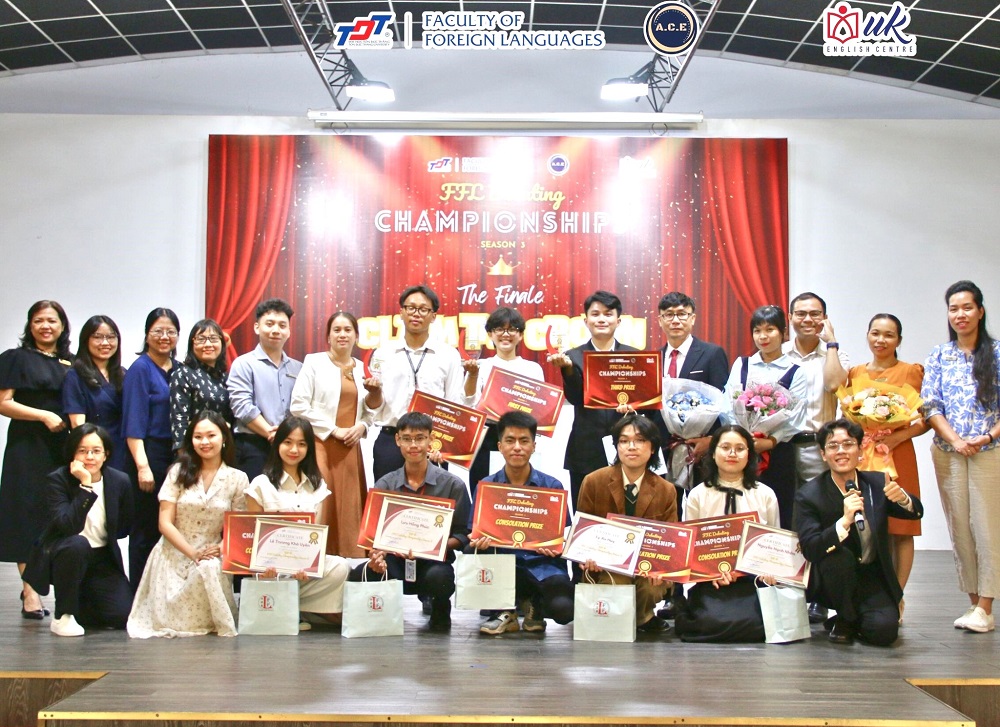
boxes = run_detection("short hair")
[750,305,786,337]
[699,424,759,490]
[610,414,662,470]
[139,307,180,356]
[183,319,227,378]
[64,423,113,467]
[496,411,537,439]
[583,290,622,317]
[256,298,294,320]
[263,416,322,491]
[399,285,440,312]
[817,418,864,448]
[658,292,696,313]
[21,300,72,359]
[396,411,434,433]
[789,292,827,315]
[326,311,359,337]
[485,307,526,333]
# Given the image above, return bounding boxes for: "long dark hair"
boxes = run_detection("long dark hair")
[183,319,227,379]
[73,315,125,392]
[139,307,180,356]
[946,281,997,409]
[262,416,322,492]
[174,410,235,489]
[700,424,759,490]
[20,300,72,359]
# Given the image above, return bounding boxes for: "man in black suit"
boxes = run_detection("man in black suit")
[794,418,922,646]
[550,290,634,509]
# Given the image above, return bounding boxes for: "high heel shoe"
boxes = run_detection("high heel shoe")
[20,592,50,619]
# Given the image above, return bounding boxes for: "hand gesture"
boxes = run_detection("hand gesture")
[462,359,480,376]
[546,352,572,369]
[883,479,909,505]
[818,318,837,343]
[469,536,492,551]
[69,459,93,488]
[367,550,387,574]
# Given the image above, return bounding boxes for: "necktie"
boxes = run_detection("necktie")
[717,486,743,515]
[668,349,679,379]
[625,484,638,516]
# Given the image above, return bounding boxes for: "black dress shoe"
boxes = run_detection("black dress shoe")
[419,594,433,616]
[808,602,829,624]
[637,616,672,634]
[428,599,452,632]
[21,605,47,620]
[828,620,856,645]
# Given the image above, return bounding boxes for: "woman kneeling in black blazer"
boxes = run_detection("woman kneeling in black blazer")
[24,423,133,636]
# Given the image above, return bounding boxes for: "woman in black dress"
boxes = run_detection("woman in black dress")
[0,300,73,618]
[169,319,232,453]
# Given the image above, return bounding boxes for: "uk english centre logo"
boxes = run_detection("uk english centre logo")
[823,1,916,57]
[644,1,699,56]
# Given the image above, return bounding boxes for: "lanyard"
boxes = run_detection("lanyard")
[405,349,428,388]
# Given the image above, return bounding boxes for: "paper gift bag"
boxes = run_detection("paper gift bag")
[454,552,516,610]
[238,577,299,636]
[756,577,811,644]
[342,573,404,638]
[573,582,636,642]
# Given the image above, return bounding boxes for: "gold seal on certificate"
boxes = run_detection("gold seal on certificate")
[562,513,646,577]
[372,495,455,562]
[734,521,812,588]
[249,519,328,577]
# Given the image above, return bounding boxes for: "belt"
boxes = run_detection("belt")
[791,432,817,444]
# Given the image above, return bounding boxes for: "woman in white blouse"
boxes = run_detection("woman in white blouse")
[290,312,382,557]
[245,416,350,626]
[675,425,778,642]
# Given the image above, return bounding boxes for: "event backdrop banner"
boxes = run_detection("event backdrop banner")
[206,135,787,379]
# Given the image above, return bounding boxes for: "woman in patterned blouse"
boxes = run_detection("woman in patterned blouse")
[170,319,233,452]
[922,280,1000,634]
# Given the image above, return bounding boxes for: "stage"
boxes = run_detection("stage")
[2,551,997,727]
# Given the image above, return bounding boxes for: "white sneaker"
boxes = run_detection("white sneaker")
[963,607,995,634]
[954,607,977,629]
[50,614,85,637]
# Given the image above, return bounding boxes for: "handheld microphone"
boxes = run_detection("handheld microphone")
[845,480,865,531]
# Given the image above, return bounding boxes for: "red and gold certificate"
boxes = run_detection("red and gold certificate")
[582,351,663,409]
[471,482,568,552]
[678,513,759,583]
[358,489,455,550]
[407,390,487,466]
[222,511,315,575]
[477,368,565,436]
[607,514,695,580]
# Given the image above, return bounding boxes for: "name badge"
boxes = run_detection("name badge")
[405,558,417,582]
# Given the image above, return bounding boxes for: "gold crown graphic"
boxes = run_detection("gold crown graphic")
[485,255,517,276]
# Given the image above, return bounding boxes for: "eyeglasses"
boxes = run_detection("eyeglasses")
[492,328,522,337]
[90,334,118,343]
[659,311,692,321]
[194,335,222,345]
[149,328,178,339]
[402,305,434,317]
[824,440,859,453]
[617,437,649,448]
[792,311,824,320]
[75,447,105,458]
[717,445,749,455]
[399,435,430,445]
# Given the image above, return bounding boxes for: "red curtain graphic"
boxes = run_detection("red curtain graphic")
[205,135,296,358]
[205,136,788,375]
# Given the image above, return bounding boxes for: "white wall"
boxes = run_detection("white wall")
[2,112,999,549]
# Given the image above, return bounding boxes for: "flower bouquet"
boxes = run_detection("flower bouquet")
[660,378,725,489]
[837,376,923,476]
[730,381,798,437]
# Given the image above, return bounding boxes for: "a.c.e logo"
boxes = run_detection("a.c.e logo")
[547,154,569,176]
[644,1,699,56]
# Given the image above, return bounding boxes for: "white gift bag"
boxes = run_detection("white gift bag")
[238,576,299,636]
[454,551,516,611]
[756,577,811,644]
[341,572,404,638]
[573,580,636,643]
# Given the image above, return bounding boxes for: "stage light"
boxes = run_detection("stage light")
[344,59,395,103]
[601,68,653,101]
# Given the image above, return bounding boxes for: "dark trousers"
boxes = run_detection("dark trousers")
[235,433,270,482]
[51,537,132,628]
[127,436,172,589]
[468,425,499,507]
[569,471,588,513]
[350,553,455,605]
[759,441,797,530]
[815,550,899,646]
[516,569,574,625]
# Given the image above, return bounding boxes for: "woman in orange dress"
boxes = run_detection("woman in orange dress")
[289,312,382,557]
[846,313,928,607]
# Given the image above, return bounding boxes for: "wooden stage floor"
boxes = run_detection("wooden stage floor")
[3,551,997,727]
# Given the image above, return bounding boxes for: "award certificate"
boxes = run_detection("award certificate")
[222,511,315,575]
[563,513,646,577]
[372,496,455,562]
[679,513,758,583]
[735,521,811,588]
[477,368,565,436]
[407,390,488,467]
[249,519,328,577]
[471,482,568,552]
[582,351,663,409]
[358,489,454,550]
[607,514,695,579]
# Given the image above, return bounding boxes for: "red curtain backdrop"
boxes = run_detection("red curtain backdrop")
[205,135,297,358]
[206,136,788,375]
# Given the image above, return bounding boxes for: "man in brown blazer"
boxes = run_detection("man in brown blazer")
[577,414,678,633]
